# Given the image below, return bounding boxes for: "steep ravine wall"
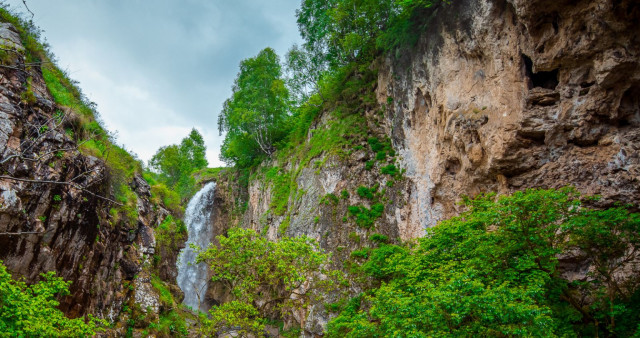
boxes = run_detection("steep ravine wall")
[208,0,639,334]
[0,22,178,326]
[226,0,640,268]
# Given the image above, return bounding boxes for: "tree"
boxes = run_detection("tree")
[327,188,640,337]
[296,0,448,69]
[0,261,104,336]
[148,128,208,199]
[195,228,341,336]
[217,48,290,168]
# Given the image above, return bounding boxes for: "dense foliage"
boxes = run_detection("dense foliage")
[327,188,640,337]
[0,261,103,336]
[195,228,341,336]
[148,128,208,201]
[296,0,448,69]
[218,48,291,168]
[218,1,450,171]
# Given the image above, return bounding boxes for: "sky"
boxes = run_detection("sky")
[4,0,303,167]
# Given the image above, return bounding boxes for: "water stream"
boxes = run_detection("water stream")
[176,182,216,312]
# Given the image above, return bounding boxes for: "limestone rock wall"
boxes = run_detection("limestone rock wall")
[379,0,639,233]
[231,0,639,268]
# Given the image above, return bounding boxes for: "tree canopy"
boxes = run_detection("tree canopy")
[148,128,207,199]
[296,0,446,69]
[218,48,291,168]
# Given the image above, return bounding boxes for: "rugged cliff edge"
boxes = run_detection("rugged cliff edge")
[208,0,639,334]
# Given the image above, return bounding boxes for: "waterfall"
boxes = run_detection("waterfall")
[176,182,216,312]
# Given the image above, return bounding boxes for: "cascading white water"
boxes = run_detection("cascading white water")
[176,182,216,312]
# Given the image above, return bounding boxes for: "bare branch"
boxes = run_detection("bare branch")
[0,231,41,236]
[0,175,123,206]
[21,0,35,19]
[0,64,27,72]
[0,228,55,236]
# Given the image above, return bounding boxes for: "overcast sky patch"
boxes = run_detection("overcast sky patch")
[5,0,303,166]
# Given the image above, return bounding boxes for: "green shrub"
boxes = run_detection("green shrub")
[347,203,384,229]
[369,233,388,244]
[150,275,174,308]
[328,188,640,337]
[150,183,183,216]
[320,193,340,206]
[148,310,188,337]
[195,228,340,336]
[356,186,375,200]
[155,216,187,251]
[365,160,375,171]
[367,137,385,153]
[264,167,293,216]
[0,261,104,336]
[350,248,369,260]
[380,164,398,176]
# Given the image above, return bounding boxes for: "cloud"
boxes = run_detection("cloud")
[5,0,302,167]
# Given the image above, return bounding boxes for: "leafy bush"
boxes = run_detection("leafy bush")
[155,215,187,251]
[368,233,389,244]
[263,167,293,216]
[356,186,375,200]
[328,188,640,337]
[347,203,384,229]
[195,228,341,335]
[380,164,398,176]
[365,160,375,171]
[320,193,340,206]
[150,275,175,308]
[0,261,104,336]
[148,310,188,337]
[149,183,183,216]
[350,248,370,260]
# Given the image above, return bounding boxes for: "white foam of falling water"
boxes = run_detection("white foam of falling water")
[176,182,216,312]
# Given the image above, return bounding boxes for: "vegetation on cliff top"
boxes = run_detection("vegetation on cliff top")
[147,128,208,206]
[218,0,448,173]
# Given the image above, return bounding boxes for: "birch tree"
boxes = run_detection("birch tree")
[217,48,290,168]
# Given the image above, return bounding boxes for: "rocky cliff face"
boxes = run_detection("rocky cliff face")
[380,0,639,233]
[206,0,639,334]
[0,22,175,323]
[233,0,639,247]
